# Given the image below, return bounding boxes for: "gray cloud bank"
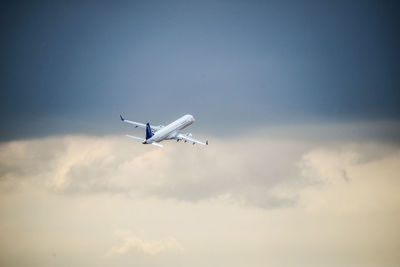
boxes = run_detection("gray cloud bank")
[1,123,400,267]
[1,134,300,209]
[1,123,399,209]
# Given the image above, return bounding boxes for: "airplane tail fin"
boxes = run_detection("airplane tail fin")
[145,123,153,140]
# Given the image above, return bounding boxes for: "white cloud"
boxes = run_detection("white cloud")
[1,133,399,211]
[106,231,183,257]
[1,129,400,267]
[0,134,308,208]
[298,147,400,213]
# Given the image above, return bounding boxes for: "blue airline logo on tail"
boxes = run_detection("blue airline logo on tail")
[145,123,153,140]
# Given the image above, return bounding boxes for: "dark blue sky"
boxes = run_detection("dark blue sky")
[1,0,399,140]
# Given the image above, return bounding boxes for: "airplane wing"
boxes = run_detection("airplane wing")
[125,135,163,147]
[120,115,162,132]
[177,133,208,146]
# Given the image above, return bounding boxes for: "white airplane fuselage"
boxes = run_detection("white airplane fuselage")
[121,113,207,147]
[144,114,195,144]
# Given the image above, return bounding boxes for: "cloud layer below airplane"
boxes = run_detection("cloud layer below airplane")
[1,123,399,267]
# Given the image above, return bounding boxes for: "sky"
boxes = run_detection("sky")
[1,0,400,139]
[1,1,400,267]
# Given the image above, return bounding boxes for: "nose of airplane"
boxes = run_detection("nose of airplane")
[189,115,195,122]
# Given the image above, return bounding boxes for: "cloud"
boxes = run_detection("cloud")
[0,134,306,208]
[1,129,399,210]
[1,127,400,267]
[298,149,360,184]
[298,147,400,214]
[106,231,183,257]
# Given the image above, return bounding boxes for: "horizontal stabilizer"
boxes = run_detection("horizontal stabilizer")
[125,135,163,148]
[150,141,163,147]
[125,134,145,142]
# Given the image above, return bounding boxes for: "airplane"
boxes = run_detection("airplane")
[120,114,208,147]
